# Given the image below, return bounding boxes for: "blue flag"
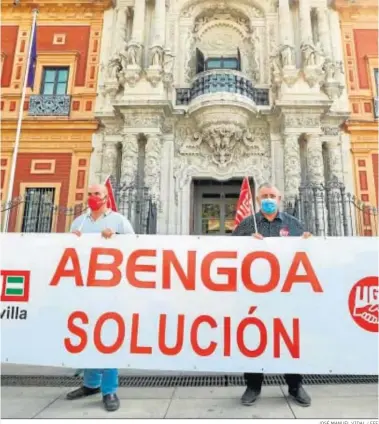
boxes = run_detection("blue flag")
[27,20,37,89]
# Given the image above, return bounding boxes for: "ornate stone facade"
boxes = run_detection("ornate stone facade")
[92,0,353,235]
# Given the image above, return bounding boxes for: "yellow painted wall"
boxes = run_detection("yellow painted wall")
[337,0,378,235]
[0,0,109,231]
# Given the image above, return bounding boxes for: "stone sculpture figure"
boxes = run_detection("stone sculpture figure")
[323,59,335,81]
[334,61,344,83]
[314,42,325,67]
[163,49,175,74]
[280,45,295,67]
[124,42,141,66]
[301,43,316,66]
[302,42,324,68]
[150,45,164,67]
[106,54,122,80]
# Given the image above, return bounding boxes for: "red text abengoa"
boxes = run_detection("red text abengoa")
[50,248,323,293]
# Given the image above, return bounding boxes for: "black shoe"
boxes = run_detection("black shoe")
[103,393,120,412]
[66,386,100,400]
[241,387,261,406]
[288,385,311,407]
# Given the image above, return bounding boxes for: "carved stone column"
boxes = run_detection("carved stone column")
[131,0,146,44]
[145,135,163,204]
[271,0,298,88]
[115,7,128,53]
[121,134,139,188]
[307,134,325,185]
[299,0,313,46]
[325,138,347,236]
[283,133,301,205]
[307,134,327,236]
[316,7,331,59]
[146,0,167,86]
[102,142,118,180]
[122,0,145,85]
[153,0,166,46]
[327,139,343,182]
[327,8,345,88]
[278,0,292,45]
[328,8,343,63]
[300,1,324,86]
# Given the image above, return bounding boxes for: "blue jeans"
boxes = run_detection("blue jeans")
[83,368,118,396]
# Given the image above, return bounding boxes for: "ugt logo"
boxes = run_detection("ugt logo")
[348,276,378,333]
[0,270,30,302]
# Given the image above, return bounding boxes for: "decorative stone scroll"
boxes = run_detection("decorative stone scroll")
[179,124,268,168]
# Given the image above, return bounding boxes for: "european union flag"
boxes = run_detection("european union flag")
[27,20,37,89]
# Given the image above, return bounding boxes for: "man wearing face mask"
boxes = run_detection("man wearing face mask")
[232,182,312,408]
[66,183,134,412]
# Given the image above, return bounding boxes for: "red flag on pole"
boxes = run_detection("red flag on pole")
[234,177,254,228]
[104,176,118,212]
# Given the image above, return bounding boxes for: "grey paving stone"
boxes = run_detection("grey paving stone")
[34,398,171,419]
[112,387,175,399]
[289,384,378,398]
[0,387,66,419]
[174,385,284,399]
[289,395,379,419]
[1,387,67,398]
[56,387,175,400]
[166,397,295,419]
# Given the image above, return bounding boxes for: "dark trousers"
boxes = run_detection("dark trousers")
[244,373,302,390]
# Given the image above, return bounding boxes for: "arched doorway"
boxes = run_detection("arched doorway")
[191,177,255,235]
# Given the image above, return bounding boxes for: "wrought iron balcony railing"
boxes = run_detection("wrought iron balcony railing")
[374,97,379,119]
[29,95,71,117]
[176,70,270,107]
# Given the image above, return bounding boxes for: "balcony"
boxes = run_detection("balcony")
[176,70,270,107]
[175,70,270,131]
[29,95,71,117]
[374,97,379,119]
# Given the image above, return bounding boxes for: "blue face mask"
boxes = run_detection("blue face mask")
[261,198,278,214]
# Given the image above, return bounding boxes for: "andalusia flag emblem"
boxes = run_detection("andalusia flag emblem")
[1,270,30,302]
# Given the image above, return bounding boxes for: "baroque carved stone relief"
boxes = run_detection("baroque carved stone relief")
[284,115,320,128]
[246,27,261,83]
[180,0,271,18]
[177,124,269,169]
[194,12,250,35]
[145,136,163,203]
[322,126,339,136]
[327,140,343,180]
[173,153,271,193]
[124,114,163,129]
[121,135,139,187]
[307,138,324,184]
[283,134,301,201]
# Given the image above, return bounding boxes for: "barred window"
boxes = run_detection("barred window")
[21,188,55,233]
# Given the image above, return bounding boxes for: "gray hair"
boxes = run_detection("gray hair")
[257,183,281,198]
[257,182,277,192]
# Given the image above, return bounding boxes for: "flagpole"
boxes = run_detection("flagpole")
[248,177,258,233]
[3,8,38,232]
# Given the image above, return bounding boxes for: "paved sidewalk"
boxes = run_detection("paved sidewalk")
[1,384,378,419]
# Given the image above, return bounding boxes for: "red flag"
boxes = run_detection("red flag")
[234,177,253,228]
[104,176,118,212]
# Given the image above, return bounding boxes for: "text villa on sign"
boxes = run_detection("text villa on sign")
[1,270,31,320]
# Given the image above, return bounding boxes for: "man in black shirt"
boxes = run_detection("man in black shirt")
[232,182,312,407]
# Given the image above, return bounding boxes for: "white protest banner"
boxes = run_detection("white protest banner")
[0,234,378,374]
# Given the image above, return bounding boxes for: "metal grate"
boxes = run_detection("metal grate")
[1,374,377,388]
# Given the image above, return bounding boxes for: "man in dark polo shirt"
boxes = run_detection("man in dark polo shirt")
[233,182,312,407]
